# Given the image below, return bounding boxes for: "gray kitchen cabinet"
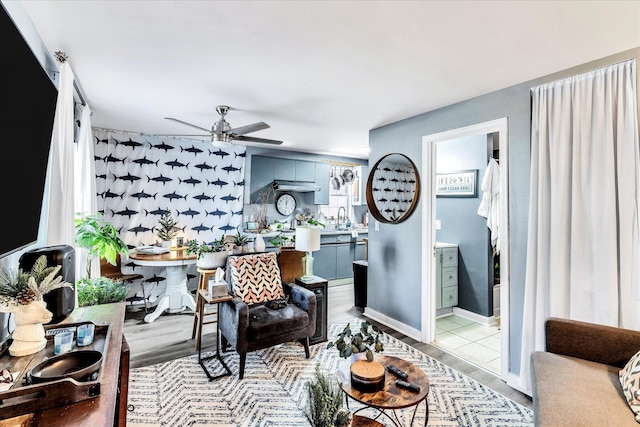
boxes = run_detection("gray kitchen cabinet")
[274,158,295,181]
[314,233,366,280]
[336,243,353,278]
[436,243,458,309]
[314,244,337,280]
[314,162,330,205]
[295,160,316,182]
[250,155,275,202]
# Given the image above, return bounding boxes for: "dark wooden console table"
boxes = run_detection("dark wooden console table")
[0,302,128,427]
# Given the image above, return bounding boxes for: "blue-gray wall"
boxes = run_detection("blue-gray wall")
[436,134,492,317]
[368,46,640,379]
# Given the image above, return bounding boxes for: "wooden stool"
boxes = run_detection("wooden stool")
[191,268,218,349]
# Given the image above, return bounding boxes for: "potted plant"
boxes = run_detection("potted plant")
[232,230,250,254]
[186,236,227,269]
[304,363,348,427]
[155,212,180,247]
[75,212,129,280]
[77,276,128,307]
[326,321,384,362]
[267,223,296,250]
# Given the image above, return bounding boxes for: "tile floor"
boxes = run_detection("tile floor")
[434,314,501,375]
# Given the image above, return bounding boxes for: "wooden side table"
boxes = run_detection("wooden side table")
[295,276,328,344]
[340,355,430,426]
[196,289,233,381]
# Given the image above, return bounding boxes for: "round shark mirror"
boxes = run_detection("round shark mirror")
[366,153,420,224]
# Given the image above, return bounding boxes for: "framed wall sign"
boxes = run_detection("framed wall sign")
[436,169,478,197]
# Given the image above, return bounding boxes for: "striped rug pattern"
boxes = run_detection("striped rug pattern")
[127,320,533,426]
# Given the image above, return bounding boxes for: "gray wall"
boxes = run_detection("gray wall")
[368,46,640,378]
[436,134,492,317]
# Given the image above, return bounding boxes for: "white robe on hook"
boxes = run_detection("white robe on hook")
[477,158,500,254]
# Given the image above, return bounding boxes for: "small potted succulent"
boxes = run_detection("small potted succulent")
[186,236,228,269]
[232,230,250,254]
[155,212,180,247]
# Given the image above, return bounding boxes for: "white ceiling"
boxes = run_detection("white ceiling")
[18,1,640,159]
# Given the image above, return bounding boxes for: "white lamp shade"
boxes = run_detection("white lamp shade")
[295,227,321,252]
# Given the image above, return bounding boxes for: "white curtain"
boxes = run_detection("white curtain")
[74,104,98,280]
[519,59,640,393]
[45,61,76,247]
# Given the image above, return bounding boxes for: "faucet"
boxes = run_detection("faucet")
[337,206,346,228]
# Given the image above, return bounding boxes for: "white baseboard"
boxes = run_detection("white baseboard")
[452,307,498,327]
[363,307,423,342]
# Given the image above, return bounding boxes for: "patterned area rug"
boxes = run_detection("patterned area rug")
[127,320,533,426]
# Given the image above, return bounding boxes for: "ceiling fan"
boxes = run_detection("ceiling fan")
[164,105,283,145]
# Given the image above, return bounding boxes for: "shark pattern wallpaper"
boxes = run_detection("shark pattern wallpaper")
[92,128,246,309]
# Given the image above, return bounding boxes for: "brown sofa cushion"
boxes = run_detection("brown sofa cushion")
[247,303,309,341]
[532,351,638,426]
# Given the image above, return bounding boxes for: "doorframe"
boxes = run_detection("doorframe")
[421,117,510,379]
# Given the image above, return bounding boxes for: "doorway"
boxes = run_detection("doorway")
[421,118,510,380]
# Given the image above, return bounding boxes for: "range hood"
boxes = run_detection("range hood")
[272,180,320,192]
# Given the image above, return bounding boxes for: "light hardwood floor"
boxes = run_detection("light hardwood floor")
[123,283,532,409]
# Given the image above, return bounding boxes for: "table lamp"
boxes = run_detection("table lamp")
[295,226,321,281]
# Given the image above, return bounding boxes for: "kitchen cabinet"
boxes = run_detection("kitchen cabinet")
[314,162,330,205]
[313,232,368,280]
[295,160,316,182]
[436,243,458,309]
[250,155,275,202]
[274,158,295,181]
[250,156,324,203]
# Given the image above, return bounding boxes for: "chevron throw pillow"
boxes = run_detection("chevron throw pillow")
[229,252,285,305]
[620,349,640,423]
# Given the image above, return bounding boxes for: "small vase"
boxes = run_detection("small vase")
[254,234,265,252]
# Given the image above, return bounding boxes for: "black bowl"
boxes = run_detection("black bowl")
[28,350,103,383]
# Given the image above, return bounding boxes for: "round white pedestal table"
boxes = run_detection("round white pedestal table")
[129,250,197,323]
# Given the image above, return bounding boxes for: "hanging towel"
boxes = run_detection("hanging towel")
[477,158,500,254]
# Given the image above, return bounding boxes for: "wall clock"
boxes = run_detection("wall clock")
[276,193,296,216]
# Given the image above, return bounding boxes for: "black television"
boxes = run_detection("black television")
[0,4,58,259]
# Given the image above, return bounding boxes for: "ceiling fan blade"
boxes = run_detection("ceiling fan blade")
[233,135,283,145]
[229,122,269,136]
[151,134,213,137]
[165,117,212,133]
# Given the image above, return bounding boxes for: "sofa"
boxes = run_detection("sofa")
[531,317,640,426]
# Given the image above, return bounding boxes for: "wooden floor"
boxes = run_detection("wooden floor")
[123,283,532,409]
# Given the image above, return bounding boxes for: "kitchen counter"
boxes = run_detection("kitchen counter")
[320,228,368,235]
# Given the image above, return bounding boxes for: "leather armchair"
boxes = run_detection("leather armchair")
[219,253,317,379]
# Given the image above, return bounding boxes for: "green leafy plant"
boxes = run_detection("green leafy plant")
[76,276,128,307]
[326,321,384,361]
[304,363,346,427]
[74,212,129,279]
[185,236,226,259]
[155,212,180,241]
[232,230,249,247]
[268,230,295,249]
